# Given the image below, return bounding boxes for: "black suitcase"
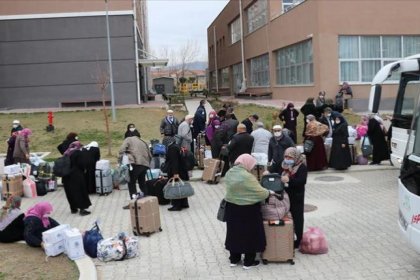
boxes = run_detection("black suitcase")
[144,177,170,205]
[35,179,48,196]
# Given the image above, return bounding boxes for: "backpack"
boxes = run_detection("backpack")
[53,156,71,177]
[152,144,166,156]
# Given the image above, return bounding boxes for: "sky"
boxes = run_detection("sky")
[147,0,229,62]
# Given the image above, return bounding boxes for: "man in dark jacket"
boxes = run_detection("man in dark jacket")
[268,125,295,173]
[241,114,259,134]
[160,110,179,147]
[222,113,239,141]
[193,99,207,139]
[227,124,254,166]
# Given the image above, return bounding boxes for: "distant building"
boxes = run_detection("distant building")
[153,77,175,95]
[207,0,420,108]
[151,68,207,93]
[0,0,157,109]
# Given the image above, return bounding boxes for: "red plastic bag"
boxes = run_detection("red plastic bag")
[299,227,328,254]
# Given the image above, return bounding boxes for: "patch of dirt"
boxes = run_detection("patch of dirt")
[0,243,79,280]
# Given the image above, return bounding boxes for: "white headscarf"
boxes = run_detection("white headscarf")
[84,141,99,150]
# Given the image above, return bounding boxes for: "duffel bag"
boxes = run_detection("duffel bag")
[97,232,138,262]
[261,193,290,221]
[163,178,194,200]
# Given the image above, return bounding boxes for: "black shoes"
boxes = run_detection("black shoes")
[122,205,130,210]
[79,209,91,216]
[168,206,182,211]
[243,261,260,270]
[71,209,78,214]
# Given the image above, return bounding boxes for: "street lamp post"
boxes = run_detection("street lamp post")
[105,0,116,121]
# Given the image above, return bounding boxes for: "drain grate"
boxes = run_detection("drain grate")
[314,175,344,182]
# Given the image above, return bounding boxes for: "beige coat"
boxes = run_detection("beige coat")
[119,137,152,167]
[13,134,29,159]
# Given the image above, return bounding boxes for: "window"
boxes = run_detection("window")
[230,17,241,44]
[232,63,243,92]
[282,0,304,13]
[339,35,420,83]
[210,71,216,89]
[220,68,230,88]
[249,54,269,87]
[247,0,267,33]
[276,40,313,85]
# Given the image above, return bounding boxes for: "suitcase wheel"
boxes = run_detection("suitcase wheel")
[262,259,268,265]
[159,227,163,232]
[144,232,151,237]
[288,260,295,265]
[133,231,138,236]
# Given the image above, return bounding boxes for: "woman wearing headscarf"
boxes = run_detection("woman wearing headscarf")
[0,196,24,243]
[23,202,60,247]
[13,128,32,164]
[124,123,141,139]
[166,136,190,211]
[205,110,219,144]
[300,98,317,137]
[57,132,78,155]
[281,147,308,249]
[304,114,329,171]
[224,154,273,269]
[356,115,369,156]
[367,115,390,165]
[62,141,92,216]
[80,141,101,194]
[279,103,299,143]
[210,120,228,158]
[329,114,352,170]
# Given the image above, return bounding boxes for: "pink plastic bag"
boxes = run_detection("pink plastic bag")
[299,227,328,254]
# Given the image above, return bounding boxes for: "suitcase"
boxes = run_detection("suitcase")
[144,177,170,205]
[195,133,206,169]
[95,160,110,170]
[35,179,48,196]
[46,178,58,192]
[146,169,161,181]
[261,218,295,265]
[349,144,357,164]
[95,169,113,195]
[202,158,224,184]
[129,196,162,236]
[38,162,53,180]
[2,174,23,200]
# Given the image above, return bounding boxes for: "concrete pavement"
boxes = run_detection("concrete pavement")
[16,165,420,280]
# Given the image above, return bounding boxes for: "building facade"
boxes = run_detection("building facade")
[0,0,150,109]
[207,0,420,109]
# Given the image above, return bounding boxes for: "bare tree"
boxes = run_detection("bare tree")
[178,40,200,78]
[92,64,113,156]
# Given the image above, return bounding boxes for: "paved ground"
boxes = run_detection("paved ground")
[16,166,420,280]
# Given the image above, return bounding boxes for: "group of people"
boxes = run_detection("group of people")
[4,120,33,166]
[0,196,60,249]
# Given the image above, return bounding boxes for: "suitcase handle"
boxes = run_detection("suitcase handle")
[268,220,285,227]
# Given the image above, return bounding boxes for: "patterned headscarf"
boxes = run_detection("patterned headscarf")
[234,154,257,172]
[25,202,53,227]
[281,147,306,176]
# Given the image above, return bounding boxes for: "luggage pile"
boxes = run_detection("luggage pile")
[36,162,57,195]
[42,224,85,260]
[259,173,295,265]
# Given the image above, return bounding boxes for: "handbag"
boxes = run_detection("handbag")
[303,139,315,154]
[163,178,194,199]
[217,199,227,222]
[53,156,71,177]
[83,222,103,258]
[361,136,373,157]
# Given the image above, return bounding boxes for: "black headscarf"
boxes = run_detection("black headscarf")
[124,123,141,139]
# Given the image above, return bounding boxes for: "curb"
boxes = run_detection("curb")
[75,256,97,280]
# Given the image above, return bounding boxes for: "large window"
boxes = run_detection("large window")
[249,54,269,87]
[246,0,267,34]
[230,17,241,44]
[232,63,243,92]
[339,35,420,83]
[276,40,313,85]
[282,0,304,13]
[210,71,216,89]
[220,68,230,88]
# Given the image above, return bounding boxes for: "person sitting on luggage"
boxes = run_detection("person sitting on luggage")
[57,132,78,155]
[0,196,25,243]
[280,147,308,249]
[166,136,190,211]
[124,123,141,139]
[23,202,60,247]
[224,154,275,269]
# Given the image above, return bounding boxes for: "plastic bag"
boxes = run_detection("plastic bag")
[299,227,328,254]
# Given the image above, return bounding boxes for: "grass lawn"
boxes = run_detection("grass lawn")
[1,102,362,162]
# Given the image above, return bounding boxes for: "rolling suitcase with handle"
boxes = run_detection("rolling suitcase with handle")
[202,158,224,184]
[144,177,170,205]
[95,169,113,196]
[129,196,162,236]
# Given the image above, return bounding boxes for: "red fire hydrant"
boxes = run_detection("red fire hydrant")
[46,111,55,132]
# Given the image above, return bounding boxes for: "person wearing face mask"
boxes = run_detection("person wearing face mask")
[205,110,219,145]
[23,202,60,247]
[57,132,79,155]
[5,121,23,166]
[280,147,307,249]
[177,115,194,151]
[267,125,295,173]
[124,124,141,139]
[279,103,299,143]
[160,110,180,147]
[304,115,329,171]
[13,128,32,164]
[11,120,23,134]
[319,107,338,139]
[329,114,352,170]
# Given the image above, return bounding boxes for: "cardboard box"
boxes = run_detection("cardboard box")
[129,196,161,235]
[2,174,23,198]
[44,240,66,257]
[64,228,85,260]
[4,164,21,175]
[42,224,70,244]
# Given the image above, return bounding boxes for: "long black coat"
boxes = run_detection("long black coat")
[62,150,92,211]
[367,118,390,163]
[79,147,100,194]
[300,103,317,136]
[166,142,189,207]
[279,108,299,142]
[227,132,254,164]
[267,135,295,173]
[211,127,228,159]
[329,123,352,170]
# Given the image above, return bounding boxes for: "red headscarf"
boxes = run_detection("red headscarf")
[25,202,53,227]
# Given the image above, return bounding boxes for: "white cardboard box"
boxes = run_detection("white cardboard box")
[4,164,21,175]
[64,228,85,260]
[44,240,66,257]
[42,224,70,244]
[95,160,110,170]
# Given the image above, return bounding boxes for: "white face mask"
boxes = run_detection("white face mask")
[12,124,18,128]
[214,125,220,129]
[306,120,310,123]
[327,113,331,117]
[129,128,136,132]
[274,132,282,137]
